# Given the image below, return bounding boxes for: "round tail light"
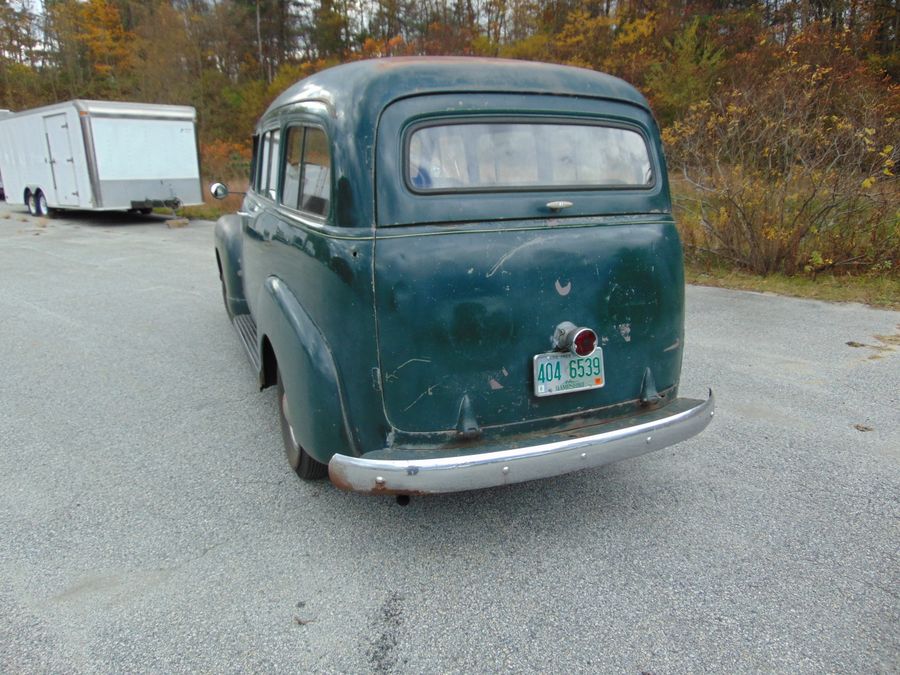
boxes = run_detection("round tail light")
[571,328,597,356]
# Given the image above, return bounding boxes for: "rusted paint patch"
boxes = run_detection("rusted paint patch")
[617,323,632,342]
[488,378,504,390]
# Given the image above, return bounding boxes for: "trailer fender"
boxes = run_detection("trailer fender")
[213,214,249,317]
[256,276,357,464]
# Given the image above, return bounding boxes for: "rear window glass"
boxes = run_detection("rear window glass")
[408,122,652,191]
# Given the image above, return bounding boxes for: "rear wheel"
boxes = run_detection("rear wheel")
[25,191,36,216]
[35,191,50,217]
[277,369,328,480]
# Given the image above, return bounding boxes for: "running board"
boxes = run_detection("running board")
[232,314,260,373]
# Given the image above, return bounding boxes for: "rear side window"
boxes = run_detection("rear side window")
[280,125,331,218]
[408,122,653,191]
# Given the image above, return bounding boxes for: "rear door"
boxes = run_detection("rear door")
[373,94,685,435]
[43,113,79,206]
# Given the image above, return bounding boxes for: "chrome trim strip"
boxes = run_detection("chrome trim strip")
[79,115,102,207]
[329,390,714,494]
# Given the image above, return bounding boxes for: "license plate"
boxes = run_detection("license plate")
[533,349,605,397]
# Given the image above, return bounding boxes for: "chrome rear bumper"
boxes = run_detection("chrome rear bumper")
[328,390,714,495]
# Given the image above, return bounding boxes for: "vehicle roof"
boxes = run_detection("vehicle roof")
[263,57,651,123]
[0,99,196,121]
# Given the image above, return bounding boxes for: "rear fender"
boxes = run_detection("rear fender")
[256,275,357,464]
[214,214,249,316]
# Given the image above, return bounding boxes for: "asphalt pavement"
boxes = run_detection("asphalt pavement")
[1,202,897,673]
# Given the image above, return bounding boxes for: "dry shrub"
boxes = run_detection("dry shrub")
[201,139,251,183]
[665,26,899,277]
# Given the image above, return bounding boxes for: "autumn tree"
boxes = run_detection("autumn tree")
[665,26,899,275]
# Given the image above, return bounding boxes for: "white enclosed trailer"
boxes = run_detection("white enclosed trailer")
[0,100,202,215]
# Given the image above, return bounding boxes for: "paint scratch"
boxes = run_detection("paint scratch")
[403,382,441,411]
[488,378,503,390]
[555,279,572,296]
[384,358,431,382]
[664,338,680,352]
[486,239,543,277]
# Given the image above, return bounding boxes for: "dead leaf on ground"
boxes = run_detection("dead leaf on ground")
[874,332,900,347]
[854,424,874,432]
[846,341,866,348]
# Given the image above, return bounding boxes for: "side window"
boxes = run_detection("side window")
[266,129,280,200]
[278,125,331,218]
[282,127,304,209]
[300,127,330,217]
[258,131,271,193]
[256,129,281,200]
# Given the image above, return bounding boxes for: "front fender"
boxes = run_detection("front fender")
[256,275,357,464]
[214,214,249,317]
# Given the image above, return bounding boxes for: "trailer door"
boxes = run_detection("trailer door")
[43,114,79,206]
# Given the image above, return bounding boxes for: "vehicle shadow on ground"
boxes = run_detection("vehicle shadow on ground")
[44,209,178,227]
[311,458,676,527]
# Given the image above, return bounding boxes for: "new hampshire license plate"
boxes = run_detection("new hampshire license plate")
[533,350,605,397]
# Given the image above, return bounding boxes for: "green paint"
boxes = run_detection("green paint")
[215,58,688,462]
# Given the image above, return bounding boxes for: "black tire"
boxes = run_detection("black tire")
[138,207,153,215]
[35,191,50,217]
[25,191,36,216]
[277,369,328,480]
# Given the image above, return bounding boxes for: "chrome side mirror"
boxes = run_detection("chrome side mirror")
[209,182,229,200]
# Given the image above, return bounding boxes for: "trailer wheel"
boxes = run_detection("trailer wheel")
[35,191,50,217]
[25,191,36,216]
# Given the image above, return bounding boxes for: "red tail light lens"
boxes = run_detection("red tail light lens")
[572,328,597,356]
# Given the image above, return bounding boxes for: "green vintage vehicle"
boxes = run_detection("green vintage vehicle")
[211,57,714,496]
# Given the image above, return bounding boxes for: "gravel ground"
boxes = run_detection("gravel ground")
[0,203,897,673]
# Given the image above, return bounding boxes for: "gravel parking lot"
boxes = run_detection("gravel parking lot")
[1,203,897,673]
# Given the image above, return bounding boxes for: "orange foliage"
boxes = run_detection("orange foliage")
[76,0,134,79]
[201,139,252,182]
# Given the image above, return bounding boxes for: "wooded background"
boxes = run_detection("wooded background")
[1,0,897,276]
